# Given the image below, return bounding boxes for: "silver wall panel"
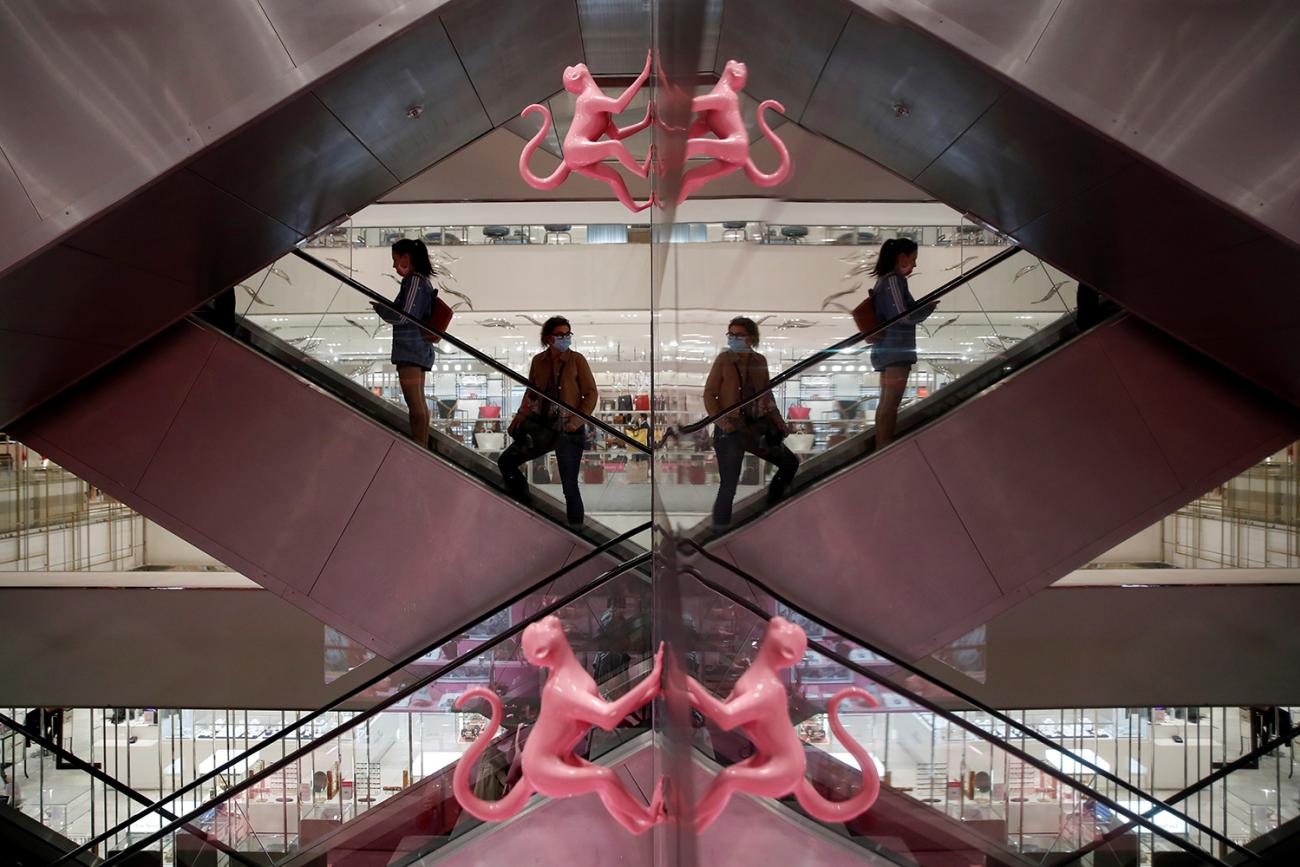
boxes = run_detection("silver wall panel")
[0,1,293,221]
[0,146,39,234]
[258,0,411,65]
[801,11,1005,180]
[697,0,724,72]
[191,95,398,235]
[914,88,1133,235]
[713,0,851,122]
[314,15,492,181]
[441,0,585,126]
[1029,0,1300,247]
[577,0,650,75]
[853,0,1300,247]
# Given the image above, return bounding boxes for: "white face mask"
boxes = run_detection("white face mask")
[727,335,750,352]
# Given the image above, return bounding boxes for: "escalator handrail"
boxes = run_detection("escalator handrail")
[98,551,652,867]
[289,248,650,454]
[0,713,261,867]
[57,521,649,866]
[680,552,1258,866]
[672,244,1024,438]
[1063,721,1300,865]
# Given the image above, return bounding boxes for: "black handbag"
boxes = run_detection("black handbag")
[512,413,560,453]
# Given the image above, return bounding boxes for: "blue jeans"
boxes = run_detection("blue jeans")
[499,425,587,523]
[711,429,799,528]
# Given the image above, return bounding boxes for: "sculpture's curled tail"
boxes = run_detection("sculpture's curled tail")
[745,99,792,187]
[452,687,535,820]
[793,687,881,821]
[518,104,569,190]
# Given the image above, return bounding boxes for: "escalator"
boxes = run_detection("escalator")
[75,548,1249,867]
[10,258,650,662]
[683,251,1300,662]
[710,1,1300,407]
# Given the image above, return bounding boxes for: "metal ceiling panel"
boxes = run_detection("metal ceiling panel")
[191,95,397,235]
[1027,0,1300,247]
[441,0,585,126]
[802,11,1005,181]
[577,0,651,75]
[853,0,1300,247]
[64,170,301,296]
[871,0,1063,67]
[0,146,38,235]
[257,0,410,65]
[502,111,563,158]
[314,14,491,181]
[697,0,724,72]
[713,0,851,121]
[915,88,1133,235]
[0,1,292,221]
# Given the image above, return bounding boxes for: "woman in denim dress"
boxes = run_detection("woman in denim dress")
[374,238,437,445]
[870,238,935,448]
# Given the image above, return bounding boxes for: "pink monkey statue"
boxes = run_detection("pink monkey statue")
[452,615,667,834]
[676,59,792,205]
[685,616,880,832]
[519,51,654,213]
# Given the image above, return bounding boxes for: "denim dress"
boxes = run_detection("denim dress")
[378,273,436,370]
[870,272,934,371]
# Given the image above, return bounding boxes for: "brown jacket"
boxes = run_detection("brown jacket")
[703,350,785,434]
[512,348,598,432]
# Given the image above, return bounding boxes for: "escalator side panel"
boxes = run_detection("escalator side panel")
[714,317,1300,662]
[914,320,1194,593]
[14,321,587,661]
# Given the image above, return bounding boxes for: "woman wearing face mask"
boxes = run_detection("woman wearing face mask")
[499,316,598,527]
[870,237,935,448]
[704,316,799,532]
[373,238,438,445]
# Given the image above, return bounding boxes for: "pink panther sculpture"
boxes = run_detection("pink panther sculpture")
[676,59,792,205]
[686,616,880,832]
[452,615,667,834]
[518,52,654,213]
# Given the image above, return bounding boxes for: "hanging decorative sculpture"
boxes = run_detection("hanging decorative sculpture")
[452,616,877,834]
[517,57,791,212]
[676,60,791,205]
[452,615,667,834]
[518,52,655,213]
[685,616,881,832]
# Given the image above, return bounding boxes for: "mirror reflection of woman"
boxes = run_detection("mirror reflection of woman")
[373,238,437,445]
[704,317,799,532]
[870,238,935,448]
